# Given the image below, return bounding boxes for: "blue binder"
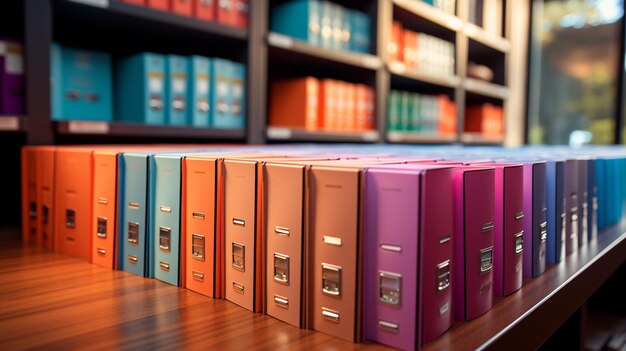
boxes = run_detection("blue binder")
[165,55,190,126]
[188,56,212,127]
[271,0,321,46]
[116,53,166,125]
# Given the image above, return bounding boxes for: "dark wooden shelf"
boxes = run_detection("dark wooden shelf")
[0,116,24,132]
[426,225,626,350]
[56,121,246,140]
[266,126,380,143]
[464,78,509,100]
[460,132,504,145]
[386,131,457,144]
[388,62,461,89]
[59,0,248,41]
[267,32,382,72]
[392,0,462,32]
[464,22,510,53]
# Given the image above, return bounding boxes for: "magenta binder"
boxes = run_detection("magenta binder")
[363,164,454,350]
[453,166,495,321]
[490,163,524,296]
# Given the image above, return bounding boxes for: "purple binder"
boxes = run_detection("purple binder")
[453,166,495,321]
[522,161,547,278]
[363,164,454,350]
[0,39,24,115]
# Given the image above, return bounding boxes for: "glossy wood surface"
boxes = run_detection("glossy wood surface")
[1,224,625,350]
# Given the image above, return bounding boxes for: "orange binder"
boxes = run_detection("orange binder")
[183,155,220,297]
[37,147,56,250]
[194,0,215,21]
[171,0,192,16]
[91,150,119,269]
[438,95,457,136]
[54,147,94,261]
[21,146,38,244]
[147,0,169,11]
[269,77,319,130]
[319,79,337,131]
[306,164,365,342]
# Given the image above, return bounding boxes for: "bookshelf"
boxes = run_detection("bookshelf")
[8,0,523,145]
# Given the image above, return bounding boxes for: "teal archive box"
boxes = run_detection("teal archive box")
[51,44,113,121]
[349,9,371,53]
[188,56,212,127]
[116,53,166,125]
[165,55,189,126]
[211,59,246,129]
[271,0,321,47]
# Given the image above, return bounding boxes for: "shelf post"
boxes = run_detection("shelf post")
[247,0,268,144]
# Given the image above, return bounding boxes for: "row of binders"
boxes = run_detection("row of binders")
[52,45,246,128]
[271,0,372,54]
[121,0,249,28]
[21,144,626,350]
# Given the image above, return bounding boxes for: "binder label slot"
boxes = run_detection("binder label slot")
[97,217,107,238]
[273,253,290,285]
[65,209,76,228]
[192,212,205,220]
[378,320,399,333]
[379,271,402,306]
[322,263,342,297]
[232,242,245,271]
[436,260,451,291]
[515,212,524,220]
[540,221,547,242]
[42,205,49,225]
[97,248,106,255]
[97,197,108,205]
[232,218,245,226]
[192,234,205,261]
[128,222,139,245]
[160,205,171,213]
[128,202,140,210]
[380,243,402,252]
[480,247,494,273]
[159,261,170,271]
[481,221,495,232]
[323,236,342,246]
[159,227,171,252]
[128,255,138,264]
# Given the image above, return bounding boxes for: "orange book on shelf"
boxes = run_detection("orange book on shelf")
[319,79,337,131]
[54,147,94,261]
[344,83,356,131]
[21,147,38,245]
[147,0,169,11]
[464,104,484,133]
[37,147,56,251]
[171,0,193,16]
[354,84,366,131]
[389,21,404,63]
[269,77,320,130]
[335,81,347,131]
[194,0,215,21]
[438,95,457,136]
[483,105,504,138]
[364,86,375,131]
[403,29,418,69]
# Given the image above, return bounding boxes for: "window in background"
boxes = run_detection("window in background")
[527,0,624,145]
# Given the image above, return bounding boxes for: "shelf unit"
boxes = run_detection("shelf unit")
[5,0,522,145]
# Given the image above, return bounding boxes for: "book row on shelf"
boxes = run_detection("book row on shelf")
[121,0,249,28]
[387,90,456,135]
[269,77,376,132]
[21,143,626,350]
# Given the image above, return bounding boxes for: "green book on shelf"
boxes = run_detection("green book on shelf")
[400,91,411,131]
[387,90,400,131]
[410,93,422,132]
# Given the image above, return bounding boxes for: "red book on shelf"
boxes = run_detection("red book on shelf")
[269,77,320,130]
[233,0,248,28]
[354,84,367,131]
[194,0,215,21]
[465,104,485,133]
[216,0,234,26]
[364,86,375,131]
[123,0,145,5]
[438,95,457,136]
[147,0,169,11]
[171,0,193,16]
[403,29,418,69]
[344,83,356,131]
[335,81,347,131]
[466,103,503,137]
[389,21,404,63]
